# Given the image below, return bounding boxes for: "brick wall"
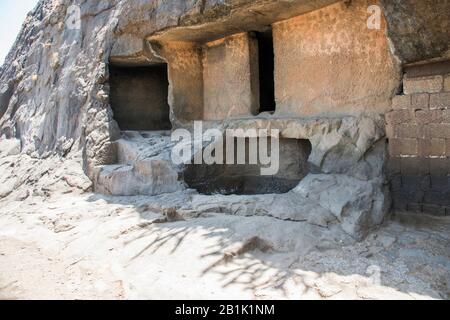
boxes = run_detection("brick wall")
[386,66,450,216]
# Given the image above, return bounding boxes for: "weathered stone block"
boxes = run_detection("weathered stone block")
[407,202,423,213]
[422,204,446,216]
[429,92,450,110]
[402,175,427,190]
[390,174,402,191]
[411,93,429,110]
[389,139,417,156]
[424,191,450,206]
[443,110,450,123]
[419,138,447,158]
[397,124,420,138]
[429,158,450,176]
[446,139,450,156]
[385,123,395,138]
[419,175,432,191]
[430,175,450,191]
[402,175,431,194]
[414,110,442,124]
[386,157,401,175]
[417,139,428,157]
[429,138,446,157]
[444,75,450,92]
[392,95,410,110]
[425,124,450,138]
[396,188,425,202]
[392,197,407,211]
[401,157,429,176]
[386,110,412,124]
[404,75,443,94]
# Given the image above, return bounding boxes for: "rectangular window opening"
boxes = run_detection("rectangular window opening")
[109,63,172,131]
[256,28,276,114]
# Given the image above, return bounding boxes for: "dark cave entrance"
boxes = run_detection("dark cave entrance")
[184,138,312,195]
[109,64,172,131]
[256,28,276,114]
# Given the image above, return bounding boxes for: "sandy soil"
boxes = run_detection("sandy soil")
[0,237,124,300]
[0,189,449,300]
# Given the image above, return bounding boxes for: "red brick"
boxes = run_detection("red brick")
[389,138,418,156]
[429,92,450,110]
[425,124,450,138]
[392,95,411,110]
[411,93,429,110]
[415,110,442,124]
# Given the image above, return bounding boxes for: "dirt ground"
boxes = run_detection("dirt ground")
[0,189,449,300]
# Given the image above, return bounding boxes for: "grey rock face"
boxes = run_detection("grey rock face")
[380,0,450,63]
[293,174,389,240]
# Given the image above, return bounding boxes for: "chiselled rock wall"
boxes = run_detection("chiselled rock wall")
[202,33,259,120]
[272,0,400,116]
[0,0,122,171]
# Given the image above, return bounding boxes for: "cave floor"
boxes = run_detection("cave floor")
[0,188,449,300]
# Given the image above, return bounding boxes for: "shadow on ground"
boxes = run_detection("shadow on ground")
[86,193,450,299]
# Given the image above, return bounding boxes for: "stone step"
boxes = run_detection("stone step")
[94,160,182,196]
[94,131,182,196]
[115,130,172,166]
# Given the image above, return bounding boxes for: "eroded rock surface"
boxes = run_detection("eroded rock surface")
[87,114,389,240]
